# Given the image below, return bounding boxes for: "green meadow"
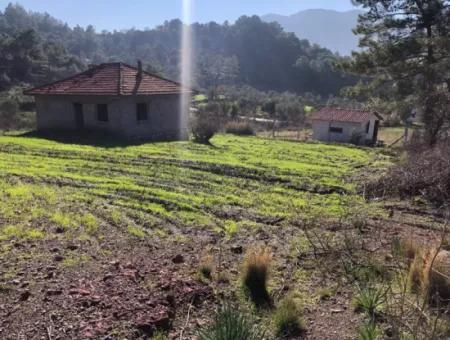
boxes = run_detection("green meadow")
[0,134,387,242]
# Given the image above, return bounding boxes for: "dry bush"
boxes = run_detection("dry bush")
[408,251,424,293]
[198,249,214,279]
[393,236,421,264]
[224,121,255,136]
[408,246,450,305]
[422,249,450,306]
[242,246,272,305]
[366,142,450,206]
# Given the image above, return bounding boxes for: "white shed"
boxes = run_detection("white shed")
[311,107,383,145]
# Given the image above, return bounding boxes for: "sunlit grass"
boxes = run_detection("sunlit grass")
[0,134,386,246]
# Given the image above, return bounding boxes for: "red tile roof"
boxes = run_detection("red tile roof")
[24,63,189,96]
[311,107,383,123]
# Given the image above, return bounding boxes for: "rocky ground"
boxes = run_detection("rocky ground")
[1,201,447,339]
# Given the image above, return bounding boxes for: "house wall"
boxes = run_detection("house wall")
[118,94,187,140]
[312,116,379,144]
[34,94,187,140]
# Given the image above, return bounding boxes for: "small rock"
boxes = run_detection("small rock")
[330,309,344,313]
[172,254,184,264]
[103,273,114,281]
[50,247,60,253]
[67,244,78,251]
[109,260,120,268]
[54,226,65,234]
[69,288,90,296]
[53,255,64,262]
[230,245,243,254]
[124,262,135,269]
[46,289,63,296]
[385,326,394,337]
[136,312,171,335]
[19,290,31,301]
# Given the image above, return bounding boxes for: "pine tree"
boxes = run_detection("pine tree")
[344,0,450,145]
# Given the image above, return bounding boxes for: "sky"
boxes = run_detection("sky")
[0,0,358,31]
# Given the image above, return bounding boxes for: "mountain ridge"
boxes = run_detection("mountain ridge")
[262,9,363,56]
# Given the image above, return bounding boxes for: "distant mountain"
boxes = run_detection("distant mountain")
[262,9,362,56]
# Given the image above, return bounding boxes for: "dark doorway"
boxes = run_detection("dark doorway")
[74,103,84,129]
[373,120,380,143]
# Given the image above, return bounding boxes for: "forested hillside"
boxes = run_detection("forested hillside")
[0,4,356,95]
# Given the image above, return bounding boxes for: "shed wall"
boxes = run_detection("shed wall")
[312,116,379,144]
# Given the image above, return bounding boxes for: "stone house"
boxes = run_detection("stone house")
[311,107,383,145]
[24,62,190,140]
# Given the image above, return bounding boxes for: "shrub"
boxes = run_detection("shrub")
[273,295,305,337]
[0,99,19,130]
[224,121,254,136]
[191,103,223,144]
[242,246,272,305]
[197,304,266,340]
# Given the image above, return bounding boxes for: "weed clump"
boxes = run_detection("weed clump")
[273,295,305,337]
[242,246,272,306]
[197,304,266,340]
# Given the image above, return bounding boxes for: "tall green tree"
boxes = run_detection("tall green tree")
[344,0,450,144]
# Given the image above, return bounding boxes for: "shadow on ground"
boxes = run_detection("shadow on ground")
[17,130,181,148]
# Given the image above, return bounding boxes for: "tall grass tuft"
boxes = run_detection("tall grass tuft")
[358,321,381,340]
[408,251,424,293]
[198,249,214,279]
[421,248,450,306]
[273,295,305,337]
[242,246,272,306]
[197,304,266,340]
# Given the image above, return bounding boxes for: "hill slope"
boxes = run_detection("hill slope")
[262,9,362,56]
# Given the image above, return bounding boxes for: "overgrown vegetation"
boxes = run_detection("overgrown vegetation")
[367,142,450,206]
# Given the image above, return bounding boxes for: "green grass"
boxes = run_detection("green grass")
[0,134,385,241]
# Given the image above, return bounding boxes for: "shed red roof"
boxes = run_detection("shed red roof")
[311,107,383,123]
[24,63,188,96]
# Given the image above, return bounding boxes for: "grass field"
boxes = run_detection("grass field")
[0,133,402,339]
[0,134,387,243]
